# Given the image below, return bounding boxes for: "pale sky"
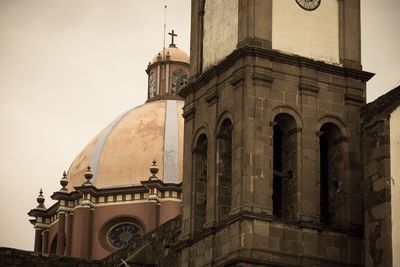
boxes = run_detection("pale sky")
[0,0,399,251]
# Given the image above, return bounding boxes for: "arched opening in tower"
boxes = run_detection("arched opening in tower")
[194,134,208,231]
[319,123,344,225]
[217,119,233,221]
[273,114,297,220]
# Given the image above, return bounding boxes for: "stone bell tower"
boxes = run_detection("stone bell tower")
[178,0,374,266]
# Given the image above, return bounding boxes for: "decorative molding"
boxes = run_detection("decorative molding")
[180,46,374,98]
[252,71,274,87]
[345,93,364,105]
[182,105,196,121]
[205,87,219,106]
[299,82,319,96]
[230,71,245,89]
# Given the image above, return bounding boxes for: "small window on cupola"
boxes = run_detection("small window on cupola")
[148,72,157,98]
[171,69,188,95]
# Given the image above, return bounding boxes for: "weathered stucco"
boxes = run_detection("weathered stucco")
[390,107,400,264]
[67,100,184,189]
[203,0,238,70]
[272,0,340,64]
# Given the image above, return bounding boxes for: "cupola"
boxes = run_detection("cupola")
[146,30,190,102]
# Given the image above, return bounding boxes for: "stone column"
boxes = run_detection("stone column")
[42,229,49,254]
[56,211,66,255]
[88,208,94,259]
[65,212,73,256]
[34,227,43,252]
[80,206,91,259]
[156,202,161,227]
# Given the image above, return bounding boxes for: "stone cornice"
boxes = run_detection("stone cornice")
[30,181,182,220]
[179,46,375,98]
[175,210,363,252]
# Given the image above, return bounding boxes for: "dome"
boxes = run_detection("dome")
[67,100,184,189]
[150,45,189,65]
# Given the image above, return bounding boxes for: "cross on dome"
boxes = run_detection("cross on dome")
[169,30,177,47]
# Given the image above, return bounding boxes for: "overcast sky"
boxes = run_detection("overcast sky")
[0,0,399,251]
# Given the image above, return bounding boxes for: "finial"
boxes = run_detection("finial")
[83,166,93,186]
[59,171,68,192]
[36,188,46,209]
[149,160,159,180]
[168,30,177,47]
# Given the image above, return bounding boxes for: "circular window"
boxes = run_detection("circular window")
[106,222,142,249]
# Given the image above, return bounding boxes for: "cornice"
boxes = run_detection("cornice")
[175,210,363,252]
[179,46,375,98]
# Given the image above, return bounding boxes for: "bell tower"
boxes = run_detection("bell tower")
[178,0,373,266]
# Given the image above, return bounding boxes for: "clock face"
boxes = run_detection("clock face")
[171,69,188,95]
[106,223,142,249]
[295,0,321,11]
[149,72,157,98]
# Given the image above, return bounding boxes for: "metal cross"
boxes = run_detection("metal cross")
[168,30,177,46]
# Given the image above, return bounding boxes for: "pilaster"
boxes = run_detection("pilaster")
[34,228,43,253]
[56,211,66,255]
[238,0,272,49]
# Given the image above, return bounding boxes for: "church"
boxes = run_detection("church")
[18,0,400,266]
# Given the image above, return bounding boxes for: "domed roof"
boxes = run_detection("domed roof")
[67,100,184,189]
[150,45,189,65]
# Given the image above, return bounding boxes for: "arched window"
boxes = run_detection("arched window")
[217,119,233,221]
[273,114,298,219]
[194,134,208,230]
[319,123,344,225]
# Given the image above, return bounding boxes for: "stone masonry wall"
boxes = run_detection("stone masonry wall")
[361,86,400,267]
[0,247,101,267]
[1,216,181,267]
[362,117,392,267]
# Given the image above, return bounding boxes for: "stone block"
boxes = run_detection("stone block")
[253,220,269,236]
[270,226,284,238]
[270,236,281,251]
[290,241,304,256]
[326,246,340,261]
[254,234,270,249]
[371,202,391,220]
[303,242,318,257]
[285,228,301,241]
[302,230,318,243]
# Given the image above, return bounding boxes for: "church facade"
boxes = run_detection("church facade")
[25,1,400,267]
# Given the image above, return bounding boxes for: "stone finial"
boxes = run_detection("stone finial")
[149,160,159,181]
[36,188,46,209]
[59,171,68,192]
[83,166,93,186]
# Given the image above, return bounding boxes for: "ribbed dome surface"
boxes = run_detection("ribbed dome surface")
[67,100,184,189]
[151,46,189,64]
